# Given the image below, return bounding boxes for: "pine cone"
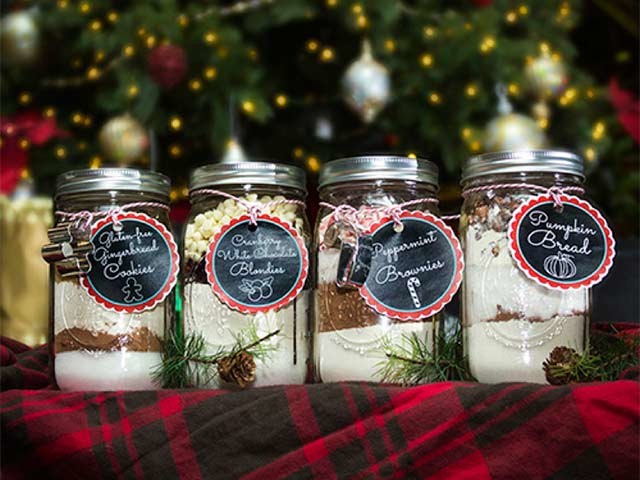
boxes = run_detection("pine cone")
[543,346,579,385]
[217,351,256,388]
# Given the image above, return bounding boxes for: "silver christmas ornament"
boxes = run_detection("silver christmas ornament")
[98,114,149,165]
[0,9,40,66]
[342,40,391,123]
[484,84,546,152]
[525,53,568,100]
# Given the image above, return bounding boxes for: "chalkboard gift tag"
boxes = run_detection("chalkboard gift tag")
[358,211,464,320]
[508,194,615,290]
[205,214,309,314]
[80,212,179,313]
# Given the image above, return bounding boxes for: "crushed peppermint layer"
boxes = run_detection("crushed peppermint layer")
[184,194,306,262]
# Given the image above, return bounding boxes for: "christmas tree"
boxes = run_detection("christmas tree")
[1,0,637,230]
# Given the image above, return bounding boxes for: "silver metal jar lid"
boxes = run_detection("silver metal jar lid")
[189,162,306,192]
[319,155,439,188]
[461,150,584,182]
[56,168,170,198]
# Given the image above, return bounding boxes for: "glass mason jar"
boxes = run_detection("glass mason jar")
[460,150,589,383]
[183,162,310,388]
[48,169,174,390]
[314,155,442,382]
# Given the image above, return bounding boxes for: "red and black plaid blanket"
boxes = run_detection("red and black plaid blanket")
[1,336,638,479]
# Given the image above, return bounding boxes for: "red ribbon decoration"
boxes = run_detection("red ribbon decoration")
[609,77,640,144]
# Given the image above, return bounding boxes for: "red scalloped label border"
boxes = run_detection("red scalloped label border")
[507,194,616,290]
[79,212,179,313]
[359,210,464,321]
[205,214,309,314]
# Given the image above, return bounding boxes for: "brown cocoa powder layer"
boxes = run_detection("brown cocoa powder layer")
[483,304,587,323]
[55,327,162,353]
[316,282,428,333]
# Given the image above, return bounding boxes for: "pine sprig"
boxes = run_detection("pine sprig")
[376,322,474,386]
[153,324,280,388]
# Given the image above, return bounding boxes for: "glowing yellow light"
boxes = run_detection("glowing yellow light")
[326,0,338,7]
[18,92,31,105]
[423,26,436,38]
[508,83,520,96]
[505,11,517,23]
[306,155,321,173]
[586,89,596,99]
[83,117,92,127]
[72,112,84,124]
[203,31,218,45]
[177,14,189,27]
[89,156,102,169]
[107,11,118,23]
[428,92,441,105]
[551,52,562,62]
[356,15,368,28]
[420,53,433,67]
[461,128,472,140]
[248,48,259,61]
[274,94,288,108]
[320,47,335,62]
[518,5,529,15]
[558,3,570,17]
[407,152,417,159]
[57,0,68,9]
[86,67,101,80]
[94,50,105,62]
[384,39,395,52]
[189,79,203,91]
[537,118,549,130]
[203,67,217,80]
[293,147,304,159]
[18,138,30,150]
[539,42,550,54]
[137,27,147,37]
[79,1,91,14]
[217,47,229,58]
[145,35,157,48]
[123,44,135,57]
[20,168,31,180]
[464,23,473,31]
[169,187,179,202]
[470,141,482,152]
[306,39,319,52]
[169,116,183,131]
[351,3,363,14]
[55,146,67,159]
[465,84,478,97]
[128,84,139,98]
[480,36,496,54]
[77,141,88,151]
[242,100,255,114]
[592,121,606,141]
[89,20,102,32]
[584,147,596,162]
[169,144,183,158]
[559,87,578,106]
[43,107,56,118]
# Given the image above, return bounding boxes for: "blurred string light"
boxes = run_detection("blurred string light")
[423,26,437,39]
[127,84,139,98]
[89,19,102,32]
[242,100,256,114]
[558,87,578,106]
[306,39,319,52]
[592,121,606,141]
[306,155,321,173]
[189,78,203,91]
[107,11,118,23]
[479,36,496,54]
[274,94,288,108]
[204,31,218,45]
[169,116,183,131]
[79,1,91,14]
[43,107,56,118]
[292,147,304,159]
[123,44,135,57]
[385,39,395,53]
[95,50,106,62]
[89,155,102,169]
[465,84,478,98]
[18,92,31,105]
[203,67,217,80]
[420,53,433,68]
[177,14,189,27]
[407,152,417,159]
[326,0,338,7]
[320,47,335,62]
[169,144,183,158]
[428,92,441,105]
[508,83,521,96]
[55,146,67,159]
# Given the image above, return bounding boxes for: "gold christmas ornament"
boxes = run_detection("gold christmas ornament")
[342,40,391,123]
[0,10,40,66]
[98,114,149,165]
[484,84,547,152]
[525,53,568,99]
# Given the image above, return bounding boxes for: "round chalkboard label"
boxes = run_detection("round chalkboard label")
[80,212,179,313]
[508,194,615,290]
[205,214,308,314]
[359,211,464,320]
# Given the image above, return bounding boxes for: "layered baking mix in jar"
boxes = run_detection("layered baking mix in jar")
[314,156,463,382]
[44,169,178,390]
[183,162,310,388]
[461,150,614,383]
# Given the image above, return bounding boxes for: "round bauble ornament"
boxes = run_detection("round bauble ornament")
[147,44,187,89]
[525,54,568,99]
[98,114,148,165]
[342,40,391,123]
[0,10,40,66]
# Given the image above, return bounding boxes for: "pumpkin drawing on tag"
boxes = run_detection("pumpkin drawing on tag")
[543,252,577,280]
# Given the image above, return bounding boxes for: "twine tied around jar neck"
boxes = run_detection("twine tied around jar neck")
[461,183,585,209]
[190,189,306,226]
[43,201,170,277]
